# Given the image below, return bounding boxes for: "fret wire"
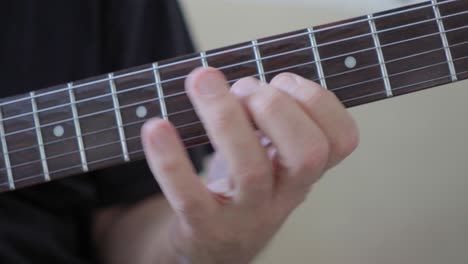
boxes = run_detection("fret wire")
[200,52,209,68]
[0,0,460,110]
[252,40,267,82]
[68,82,88,172]
[30,92,50,182]
[3,49,468,171]
[2,10,468,125]
[307,27,328,89]
[153,63,169,121]
[342,70,463,104]
[0,1,466,184]
[432,0,458,82]
[0,118,206,171]
[0,107,14,189]
[5,66,468,179]
[3,36,468,144]
[368,14,393,97]
[282,43,454,85]
[12,139,209,185]
[5,11,468,128]
[109,73,130,162]
[4,107,197,156]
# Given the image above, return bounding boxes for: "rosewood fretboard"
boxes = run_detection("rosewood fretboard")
[0,0,467,192]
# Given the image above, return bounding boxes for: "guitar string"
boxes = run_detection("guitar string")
[1,6,466,125]
[1,62,467,177]
[0,36,468,155]
[1,36,468,158]
[0,0,459,109]
[0,2,464,178]
[0,141,213,187]
[2,20,468,138]
[1,16,462,126]
[2,67,467,186]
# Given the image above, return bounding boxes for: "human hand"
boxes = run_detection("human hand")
[141,67,359,263]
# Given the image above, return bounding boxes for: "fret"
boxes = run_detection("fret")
[308,28,328,89]
[0,0,465,194]
[314,16,387,107]
[432,0,457,82]
[158,54,207,147]
[113,64,162,159]
[200,52,209,68]
[375,2,451,96]
[0,107,14,190]
[153,63,168,121]
[207,42,258,82]
[68,83,88,172]
[109,73,130,162]
[257,29,320,84]
[30,92,50,181]
[252,40,266,82]
[368,14,393,97]
[73,75,123,170]
[34,84,83,179]
[1,94,44,188]
[439,0,468,80]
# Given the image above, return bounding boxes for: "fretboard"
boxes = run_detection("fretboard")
[0,0,467,192]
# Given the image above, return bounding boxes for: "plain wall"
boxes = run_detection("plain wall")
[178,1,468,263]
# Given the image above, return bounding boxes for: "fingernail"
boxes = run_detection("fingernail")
[274,74,299,93]
[230,78,260,98]
[143,119,171,149]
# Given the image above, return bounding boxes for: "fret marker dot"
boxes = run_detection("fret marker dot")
[136,106,148,118]
[53,125,65,137]
[344,56,357,69]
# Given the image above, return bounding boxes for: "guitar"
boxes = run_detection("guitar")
[0,0,466,192]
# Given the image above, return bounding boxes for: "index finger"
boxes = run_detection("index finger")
[186,68,273,204]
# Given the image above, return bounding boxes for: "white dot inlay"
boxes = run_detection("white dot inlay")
[136,106,148,118]
[344,56,357,69]
[53,125,65,137]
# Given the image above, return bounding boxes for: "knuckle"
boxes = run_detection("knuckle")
[339,129,360,159]
[299,141,330,172]
[333,120,360,161]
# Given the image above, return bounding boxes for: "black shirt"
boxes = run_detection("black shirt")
[0,1,205,263]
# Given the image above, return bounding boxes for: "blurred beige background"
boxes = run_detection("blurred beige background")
[179,1,468,263]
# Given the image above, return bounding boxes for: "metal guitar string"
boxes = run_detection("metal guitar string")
[2,55,468,177]
[0,1,467,182]
[1,5,466,126]
[2,14,468,137]
[2,66,467,187]
[0,0,458,111]
[1,31,468,159]
[2,30,468,155]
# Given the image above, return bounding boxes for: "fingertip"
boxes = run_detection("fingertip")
[185,67,228,97]
[141,118,175,148]
[231,77,261,98]
[271,73,323,93]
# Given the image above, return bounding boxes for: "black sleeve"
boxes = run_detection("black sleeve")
[92,0,213,208]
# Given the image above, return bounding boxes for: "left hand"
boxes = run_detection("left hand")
[141,67,359,263]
